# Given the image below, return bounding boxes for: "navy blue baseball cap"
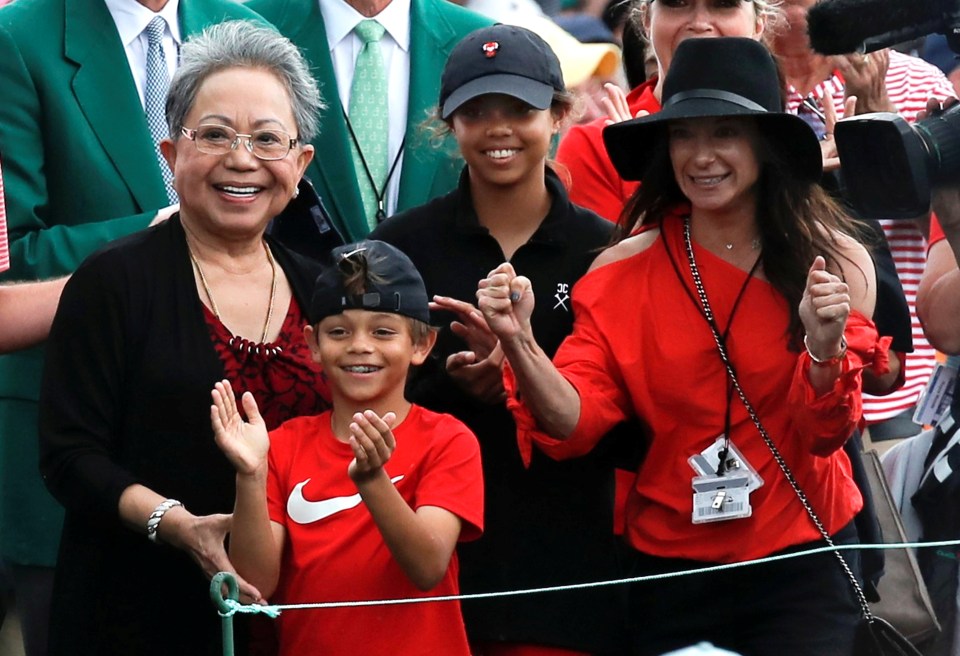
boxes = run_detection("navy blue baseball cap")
[309,240,430,325]
[439,24,565,119]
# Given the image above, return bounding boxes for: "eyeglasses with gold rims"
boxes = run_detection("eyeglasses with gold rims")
[179,124,300,161]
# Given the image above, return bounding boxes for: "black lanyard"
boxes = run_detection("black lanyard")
[662,216,762,474]
[341,105,406,223]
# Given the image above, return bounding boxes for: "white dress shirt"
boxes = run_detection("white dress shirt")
[319,0,411,218]
[104,0,182,108]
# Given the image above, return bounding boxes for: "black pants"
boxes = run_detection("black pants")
[628,522,861,656]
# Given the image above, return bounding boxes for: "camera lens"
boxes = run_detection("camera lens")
[915,104,960,185]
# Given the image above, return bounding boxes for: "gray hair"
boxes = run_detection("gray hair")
[165,20,324,143]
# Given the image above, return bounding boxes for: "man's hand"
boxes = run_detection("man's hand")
[836,49,894,114]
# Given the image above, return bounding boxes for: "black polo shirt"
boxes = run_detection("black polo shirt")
[371,166,635,653]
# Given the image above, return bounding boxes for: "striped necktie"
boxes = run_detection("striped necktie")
[144,16,177,203]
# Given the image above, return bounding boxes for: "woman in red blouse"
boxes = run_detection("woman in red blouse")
[478,38,888,656]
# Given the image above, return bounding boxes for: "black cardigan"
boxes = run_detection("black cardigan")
[38,216,321,656]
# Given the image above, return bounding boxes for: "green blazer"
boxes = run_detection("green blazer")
[247,0,492,242]
[0,0,262,566]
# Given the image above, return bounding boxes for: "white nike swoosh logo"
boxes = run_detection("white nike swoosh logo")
[286,475,404,525]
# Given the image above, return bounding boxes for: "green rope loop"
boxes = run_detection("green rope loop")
[219,598,282,619]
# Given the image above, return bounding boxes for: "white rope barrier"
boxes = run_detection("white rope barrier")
[217,538,960,617]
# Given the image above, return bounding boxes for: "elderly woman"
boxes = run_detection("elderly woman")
[38,21,330,656]
[479,38,889,655]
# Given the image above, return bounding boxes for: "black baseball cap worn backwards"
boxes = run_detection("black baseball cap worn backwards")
[439,24,565,119]
[602,37,823,183]
[308,240,430,325]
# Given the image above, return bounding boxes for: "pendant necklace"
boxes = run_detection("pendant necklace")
[189,241,278,345]
[724,238,762,251]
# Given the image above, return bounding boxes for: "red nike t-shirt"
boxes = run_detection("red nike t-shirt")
[266,405,484,656]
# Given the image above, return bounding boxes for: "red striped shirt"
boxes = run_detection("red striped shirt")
[786,52,956,422]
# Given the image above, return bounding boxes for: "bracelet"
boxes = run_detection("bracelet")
[804,334,848,367]
[146,498,183,544]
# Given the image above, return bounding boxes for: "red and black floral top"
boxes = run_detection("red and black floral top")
[202,298,331,430]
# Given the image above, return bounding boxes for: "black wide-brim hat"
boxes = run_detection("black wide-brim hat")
[603,37,823,183]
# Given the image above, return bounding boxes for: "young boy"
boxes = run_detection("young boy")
[211,240,484,656]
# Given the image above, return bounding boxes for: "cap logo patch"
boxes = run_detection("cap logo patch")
[482,41,499,58]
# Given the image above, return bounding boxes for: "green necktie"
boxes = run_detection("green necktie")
[348,19,389,236]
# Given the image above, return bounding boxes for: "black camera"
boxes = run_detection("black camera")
[808,0,960,218]
[834,107,960,219]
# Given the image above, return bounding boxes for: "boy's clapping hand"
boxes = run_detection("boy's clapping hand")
[211,379,270,476]
[347,410,398,483]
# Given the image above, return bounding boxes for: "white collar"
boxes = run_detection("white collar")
[319,0,411,52]
[103,0,183,48]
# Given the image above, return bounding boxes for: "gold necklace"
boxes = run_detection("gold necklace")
[189,241,278,344]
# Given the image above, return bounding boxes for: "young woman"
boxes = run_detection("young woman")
[478,37,890,656]
[371,24,633,656]
[557,0,782,222]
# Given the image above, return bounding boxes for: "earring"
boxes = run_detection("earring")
[293,187,300,199]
